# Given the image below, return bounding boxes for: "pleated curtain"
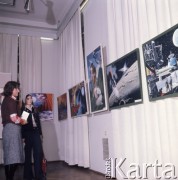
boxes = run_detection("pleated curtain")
[0,33,18,80]
[107,0,178,179]
[57,9,90,168]
[18,36,42,100]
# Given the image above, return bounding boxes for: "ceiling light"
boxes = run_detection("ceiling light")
[24,0,31,13]
[40,37,54,41]
[80,0,88,10]
[0,0,15,6]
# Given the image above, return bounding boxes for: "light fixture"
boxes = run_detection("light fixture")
[40,0,56,25]
[40,37,54,41]
[24,0,31,13]
[80,0,88,10]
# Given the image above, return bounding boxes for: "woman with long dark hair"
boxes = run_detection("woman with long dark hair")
[21,94,44,180]
[1,81,26,180]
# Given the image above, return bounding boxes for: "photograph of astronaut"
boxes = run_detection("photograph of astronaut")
[86,46,108,113]
[57,93,67,120]
[142,24,178,101]
[106,49,143,110]
[69,81,88,118]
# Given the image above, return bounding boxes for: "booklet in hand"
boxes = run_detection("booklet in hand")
[21,111,29,121]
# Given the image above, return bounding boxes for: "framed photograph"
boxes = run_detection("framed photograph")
[30,93,53,121]
[142,24,178,101]
[106,49,143,110]
[86,46,108,113]
[68,81,88,118]
[57,93,67,120]
[0,0,15,6]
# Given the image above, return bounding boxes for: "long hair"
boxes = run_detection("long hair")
[3,81,20,97]
[25,94,32,102]
[24,94,38,113]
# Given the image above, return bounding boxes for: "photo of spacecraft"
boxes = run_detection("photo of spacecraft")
[106,49,143,109]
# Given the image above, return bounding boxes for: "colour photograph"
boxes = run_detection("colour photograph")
[86,46,107,113]
[30,93,53,121]
[69,81,88,118]
[142,24,178,101]
[57,93,67,120]
[106,49,143,109]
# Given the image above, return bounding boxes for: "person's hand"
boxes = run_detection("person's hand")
[20,119,28,125]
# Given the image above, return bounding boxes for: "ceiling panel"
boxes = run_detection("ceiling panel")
[0,0,83,38]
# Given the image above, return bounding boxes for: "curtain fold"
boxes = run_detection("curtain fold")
[0,33,18,81]
[57,9,90,168]
[19,36,42,100]
[107,0,178,179]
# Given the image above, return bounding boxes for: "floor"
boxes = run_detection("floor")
[0,161,106,180]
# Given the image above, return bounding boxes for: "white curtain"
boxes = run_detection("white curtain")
[0,33,18,81]
[19,36,42,100]
[107,0,178,179]
[57,9,90,168]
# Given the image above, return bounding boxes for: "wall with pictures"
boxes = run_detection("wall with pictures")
[1,0,178,177]
[83,0,178,178]
[106,0,178,179]
[82,0,115,173]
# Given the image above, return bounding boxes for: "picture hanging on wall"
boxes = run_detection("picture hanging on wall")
[0,0,15,6]
[30,93,53,121]
[86,46,108,113]
[142,24,178,101]
[57,93,67,120]
[68,81,88,118]
[106,48,143,110]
